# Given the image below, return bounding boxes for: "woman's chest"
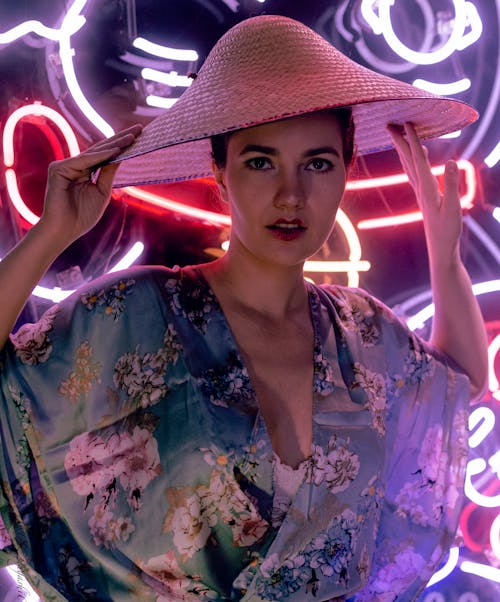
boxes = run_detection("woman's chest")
[224,310,315,466]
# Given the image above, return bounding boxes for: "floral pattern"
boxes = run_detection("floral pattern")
[197,350,254,409]
[8,384,31,469]
[164,446,269,560]
[0,267,471,601]
[352,363,386,436]
[166,273,216,333]
[81,278,135,319]
[59,341,101,402]
[310,436,360,495]
[64,425,162,547]
[10,304,58,364]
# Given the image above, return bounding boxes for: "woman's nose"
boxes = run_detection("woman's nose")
[273,169,306,209]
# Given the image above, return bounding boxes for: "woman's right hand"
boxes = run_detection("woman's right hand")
[40,124,142,246]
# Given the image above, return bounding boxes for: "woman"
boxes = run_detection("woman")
[0,15,487,602]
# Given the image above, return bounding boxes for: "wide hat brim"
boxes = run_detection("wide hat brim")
[112,15,478,188]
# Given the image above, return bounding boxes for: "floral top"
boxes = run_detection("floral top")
[0,265,469,601]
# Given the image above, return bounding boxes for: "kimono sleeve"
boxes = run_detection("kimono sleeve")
[350,290,471,601]
[0,266,178,582]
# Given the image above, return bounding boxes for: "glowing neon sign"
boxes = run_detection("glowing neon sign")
[3,103,80,225]
[360,0,483,65]
[356,160,476,230]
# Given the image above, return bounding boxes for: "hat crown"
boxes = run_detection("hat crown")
[113,15,478,187]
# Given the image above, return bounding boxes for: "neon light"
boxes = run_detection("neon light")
[463,216,500,265]
[0,243,145,302]
[304,260,371,273]
[485,142,500,168]
[3,103,80,167]
[406,280,500,330]
[0,2,112,137]
[145,96,178,109]
[465,458,500,508]
[494,208,500,223]
[440,130,462,139]
[460,561,500,583]
[58,1,114,137]
[356,160,476,230]
[469,407,496,449]
[5,169,41,225]
[489,451,500,478]
[335,209,369,287]
[490,513,500,559]
[122,186,232,226]
[0,21,65,43]
[412,78,471,95]
[361,0,483,65]
[108,242,145,273]
[425,546,460,587]
[456,1,483,50]
[141,68,193,88]
[221,0,239,11]
[0,13,85,45]
[488,334,500,401]
[5,565,40,601]
[360,0,383,34]
[2,103,81,225]
[132,37,198,62]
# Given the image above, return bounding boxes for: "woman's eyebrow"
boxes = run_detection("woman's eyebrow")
[239,144,277,156]
[303,146,340,158]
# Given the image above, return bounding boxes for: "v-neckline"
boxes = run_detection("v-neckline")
[189,265,323,467]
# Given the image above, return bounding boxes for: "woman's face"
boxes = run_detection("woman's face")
[213,111,347,269]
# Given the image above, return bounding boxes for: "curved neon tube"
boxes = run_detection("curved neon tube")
[58,1,114,137]
[3,103,81,226]
[0,243,145,303]
[412,78,471,95]
[145,96,179,109]
[488,334,500,401]
[465,458,500,508]
[378,0,468,65]
[460,561,500,583]
[485,142,500,168]
[490,513,500,560]
[0,20,63,43]
[141,68,193,88]
[469,407,497,449]
[132,37,198,62]
[356,160,476,230]
[425,546,460,587]
[406,280,500,330]
[3,102,80,167]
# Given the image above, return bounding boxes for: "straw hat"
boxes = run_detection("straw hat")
[112,14,478,188]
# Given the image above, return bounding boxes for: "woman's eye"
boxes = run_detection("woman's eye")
[306,158,333,172]
[246,157,272,170]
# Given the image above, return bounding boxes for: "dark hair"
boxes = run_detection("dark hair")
[210,107,355,170]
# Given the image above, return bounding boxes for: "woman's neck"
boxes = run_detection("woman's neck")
[199,251,309,320]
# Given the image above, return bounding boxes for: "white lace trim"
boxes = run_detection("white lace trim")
[271,453,309,528]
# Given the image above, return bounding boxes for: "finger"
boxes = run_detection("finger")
[94,162,121,193]
[86,128,142,154]
[48,147,124,185]
[403,122,432,172]
[387,124,417,187]
[443,160,461,213]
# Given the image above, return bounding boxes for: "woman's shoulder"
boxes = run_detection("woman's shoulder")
[312,281,397,322]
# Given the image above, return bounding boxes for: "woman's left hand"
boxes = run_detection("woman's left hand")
[387,122,462,265]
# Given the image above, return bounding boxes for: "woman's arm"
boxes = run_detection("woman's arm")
[0,125,142,351]
[388,123,488,399]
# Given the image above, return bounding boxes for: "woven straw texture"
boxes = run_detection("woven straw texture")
[113,15,477,188]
